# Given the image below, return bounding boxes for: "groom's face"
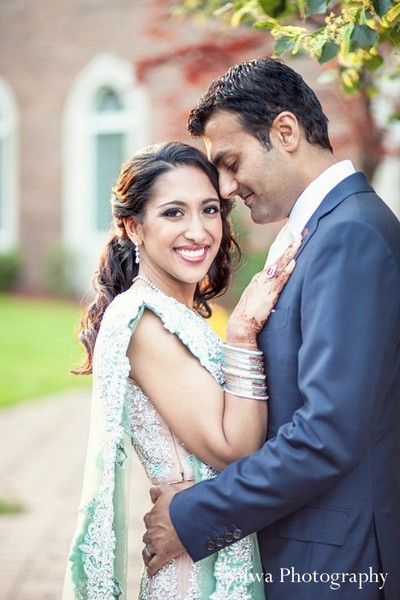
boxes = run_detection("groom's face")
[203,110,294,224]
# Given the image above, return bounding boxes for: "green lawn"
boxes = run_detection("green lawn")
[0,294,90,408]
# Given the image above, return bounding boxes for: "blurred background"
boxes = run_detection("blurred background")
[0,0,398,598]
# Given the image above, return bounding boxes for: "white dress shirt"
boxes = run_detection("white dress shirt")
[266,160,356,266]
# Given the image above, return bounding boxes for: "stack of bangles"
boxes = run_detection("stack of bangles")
[221,342,268,401]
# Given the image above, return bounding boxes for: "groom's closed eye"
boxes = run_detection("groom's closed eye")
[226,160,238,173]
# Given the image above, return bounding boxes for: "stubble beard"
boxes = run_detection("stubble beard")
[249,196,276,225]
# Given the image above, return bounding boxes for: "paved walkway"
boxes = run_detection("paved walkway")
[0,389,151,600]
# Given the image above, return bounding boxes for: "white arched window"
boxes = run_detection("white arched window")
[0,77,18,251]
[63,54,150,291]
[91,87,126,231]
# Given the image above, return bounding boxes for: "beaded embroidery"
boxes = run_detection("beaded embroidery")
[125,380,174,481]
[70,286,260,599]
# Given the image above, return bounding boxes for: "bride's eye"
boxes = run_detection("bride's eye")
[161,208,184,218]
[204,205,221,215]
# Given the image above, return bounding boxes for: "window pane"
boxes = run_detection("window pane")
[94,87,123,113]
[95,132,124,231]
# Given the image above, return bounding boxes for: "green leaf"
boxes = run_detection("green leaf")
[254,21,275,29]
[386,2,400,22]
[389,25,400,46]
[372,0,393,17]
[274,35,296,55]
[259,0,288,18]
[254,19,276,29]
[341,22,354,57]
[306,0,328,16]
[340,70,361,94]
[319,40,339,63]
[366,85,379,98]
[365,54,384,71]
[350,24,379,51]
[231,1,258,26]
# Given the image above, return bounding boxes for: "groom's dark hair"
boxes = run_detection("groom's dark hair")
[188,57,333,152]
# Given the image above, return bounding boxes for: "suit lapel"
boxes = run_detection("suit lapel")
[295,172,373,259]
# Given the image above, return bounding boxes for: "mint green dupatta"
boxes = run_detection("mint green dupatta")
[62,287,265,599]
[192,456,265,600]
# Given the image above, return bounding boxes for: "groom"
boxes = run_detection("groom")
[142,59,400,599]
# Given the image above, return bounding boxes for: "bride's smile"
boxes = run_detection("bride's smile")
[125,164,223,303]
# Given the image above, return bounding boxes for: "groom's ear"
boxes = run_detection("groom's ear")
[270,111,300,153]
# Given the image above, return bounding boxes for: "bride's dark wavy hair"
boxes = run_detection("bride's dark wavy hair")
[74,141,239,375]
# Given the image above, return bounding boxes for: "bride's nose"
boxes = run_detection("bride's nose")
[183,215,207,243]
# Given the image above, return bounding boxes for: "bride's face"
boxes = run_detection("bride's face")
[136,165,223,286]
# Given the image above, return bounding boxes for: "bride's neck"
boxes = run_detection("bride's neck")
[137,268,196,309]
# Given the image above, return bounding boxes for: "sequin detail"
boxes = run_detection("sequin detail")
[139,560,199,600]
[125,380,174,481]
[74,286,260,599]
[211,536,255,600]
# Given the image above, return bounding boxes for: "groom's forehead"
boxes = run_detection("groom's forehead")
[204,110,243,139]
[204,137,231,167]
[204,112,244,163]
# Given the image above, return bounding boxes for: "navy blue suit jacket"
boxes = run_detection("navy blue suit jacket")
[170,173,400,599]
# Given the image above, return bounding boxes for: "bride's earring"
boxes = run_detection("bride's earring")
[134,243,140,264]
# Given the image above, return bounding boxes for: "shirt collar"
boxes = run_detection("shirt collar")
[288,160,356,238]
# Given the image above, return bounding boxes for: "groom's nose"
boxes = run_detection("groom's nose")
[219,172,238,199]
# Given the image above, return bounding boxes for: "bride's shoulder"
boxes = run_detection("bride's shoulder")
[99,284,179,332]
[97,286,146,333]
[105,284,150,314]
[101,284,219,345]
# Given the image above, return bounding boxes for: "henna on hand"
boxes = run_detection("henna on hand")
[227,235,302,345]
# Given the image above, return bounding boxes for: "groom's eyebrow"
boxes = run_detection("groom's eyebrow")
[212,150,228,167]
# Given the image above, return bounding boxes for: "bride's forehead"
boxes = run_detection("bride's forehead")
[149,167,217,199]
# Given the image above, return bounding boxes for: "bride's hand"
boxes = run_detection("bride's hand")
[226,236,302,348]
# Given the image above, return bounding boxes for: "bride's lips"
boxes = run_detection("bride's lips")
[174,245,210,264]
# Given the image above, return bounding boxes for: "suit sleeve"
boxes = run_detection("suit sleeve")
[169,220,400,562]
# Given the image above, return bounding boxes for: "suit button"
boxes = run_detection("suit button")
[224,532,234,543]
[233,528,242,540]
[206,540,216,551]
[215,537,224,548]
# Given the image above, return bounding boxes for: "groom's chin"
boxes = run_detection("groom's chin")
[249,208,270,225]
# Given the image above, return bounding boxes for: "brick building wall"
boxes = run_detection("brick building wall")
[0,0,368,294]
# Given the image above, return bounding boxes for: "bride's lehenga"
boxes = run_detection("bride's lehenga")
[62,286,265,600]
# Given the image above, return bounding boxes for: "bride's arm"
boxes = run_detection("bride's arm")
[128,242,299,472]
[128,313,263,471]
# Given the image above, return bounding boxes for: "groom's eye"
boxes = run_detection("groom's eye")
[226,161,238,173]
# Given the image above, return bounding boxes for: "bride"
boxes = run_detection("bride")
[62,141,298,600]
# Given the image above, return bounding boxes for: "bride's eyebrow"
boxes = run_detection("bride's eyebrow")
[158,200,186,208]
[158,198,220,209]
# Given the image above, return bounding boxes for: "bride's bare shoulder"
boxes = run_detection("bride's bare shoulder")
[129,307,186,357]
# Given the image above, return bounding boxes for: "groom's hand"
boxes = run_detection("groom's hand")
[142,482,193,576]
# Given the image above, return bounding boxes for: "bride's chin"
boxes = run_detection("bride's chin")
[172,262,215,284]
[174,269,209,286]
